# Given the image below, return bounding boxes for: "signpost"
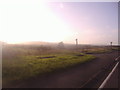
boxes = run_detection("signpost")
[75,39,78,51]
[110,42,112,49]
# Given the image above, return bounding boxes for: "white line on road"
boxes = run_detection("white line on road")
[115,56,120,61]
[98,56,120,90]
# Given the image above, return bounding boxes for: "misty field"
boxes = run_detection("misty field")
[2,44,118,86]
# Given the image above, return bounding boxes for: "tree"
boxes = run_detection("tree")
[58,42,64,49]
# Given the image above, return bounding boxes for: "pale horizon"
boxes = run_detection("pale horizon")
[0,2,118,45]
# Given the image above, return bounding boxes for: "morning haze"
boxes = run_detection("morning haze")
[0,2,118,45]
[2,1,120,88]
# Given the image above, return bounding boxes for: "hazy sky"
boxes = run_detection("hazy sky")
[0,2,118,45]
[48,2,118,45]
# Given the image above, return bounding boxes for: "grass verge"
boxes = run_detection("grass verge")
[3,53,95,86]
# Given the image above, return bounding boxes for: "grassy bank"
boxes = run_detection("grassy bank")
[82,47,118,54]
[83,48,111,54]
[3,52,95,86]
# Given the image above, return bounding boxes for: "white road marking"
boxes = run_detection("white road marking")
[115,56,120,61]
[98,56,120,90]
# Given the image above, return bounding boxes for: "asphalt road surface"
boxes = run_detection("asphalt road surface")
[103,64,118,88]
[4,51,119,88]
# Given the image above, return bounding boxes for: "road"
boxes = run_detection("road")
[98,54,119,89]
[103,64,119,88]
[4,51,119,88]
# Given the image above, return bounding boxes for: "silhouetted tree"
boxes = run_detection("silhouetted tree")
[58,42,64,49]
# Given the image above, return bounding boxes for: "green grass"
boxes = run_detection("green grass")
[3,52,95,85]
[83,48,112,54]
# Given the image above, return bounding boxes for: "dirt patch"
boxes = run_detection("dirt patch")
[76,54,84,56]
[37,56,56,59]
[85,52,93,54]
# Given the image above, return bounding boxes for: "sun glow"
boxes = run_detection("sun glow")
[0,3,72,44]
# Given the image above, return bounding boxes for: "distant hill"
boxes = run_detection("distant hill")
[17,41,58,46]
[0,41,7,45]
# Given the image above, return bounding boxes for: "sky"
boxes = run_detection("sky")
[0,1,118,45]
